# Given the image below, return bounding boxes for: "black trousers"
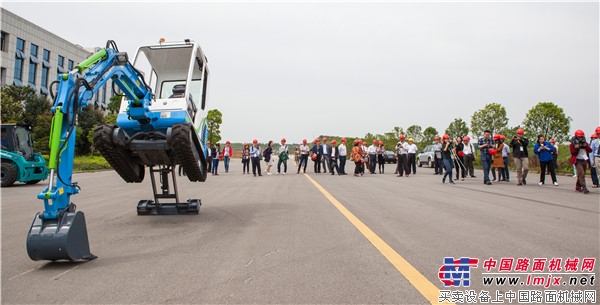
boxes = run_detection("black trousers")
[242,158,250,173]
[397,154,408,175]
[408,153,416,174]
[251,157,262,175]
[298,154,308,173]
[313,154,321,173]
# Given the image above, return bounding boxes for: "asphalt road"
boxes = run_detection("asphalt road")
[2,159,598,304]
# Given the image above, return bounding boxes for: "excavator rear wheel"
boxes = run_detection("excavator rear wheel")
[169,124,207,182]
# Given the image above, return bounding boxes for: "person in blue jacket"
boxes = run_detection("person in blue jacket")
[534,135,558,186]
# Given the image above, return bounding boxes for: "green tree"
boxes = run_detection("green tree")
[470,103,509,137]
[107,95,122,114]
[21,95,51,127]
[32,113,52,155]
[522,102,571,143]
[393,126,404,138]
[405,125,422,143]
[105,113,118,125]
[75,105,105,155]
[1,85,37,123]
[445,118,469,139]
[207,109,223,144]
[422,126,438,145]
[1,90,23,123]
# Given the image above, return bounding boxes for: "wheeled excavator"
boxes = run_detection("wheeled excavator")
[26,39,210,261]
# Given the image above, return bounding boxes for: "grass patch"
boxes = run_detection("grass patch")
[73,155,111,171]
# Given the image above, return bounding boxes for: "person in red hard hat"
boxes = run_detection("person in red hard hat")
[311,139,322,173]
[338,138,348,175]
[462,136,476,178]
[591,127,600,187]
[368,139,378,174]
[242,143,250,174]
[453,136,465,181]
[321,137,332,174]
[329,139,340,175]
[478,129,494,185]
[396,135,409,177]
[277,138,289,175]
[491,134,505,182]
[250,139,262,177]
[441,134,455,184]
[509,128,530,186]
[297,139,310,174]
[350,139,364,177]
[570,129,592,193]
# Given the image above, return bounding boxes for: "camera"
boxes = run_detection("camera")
[571,136,587,147]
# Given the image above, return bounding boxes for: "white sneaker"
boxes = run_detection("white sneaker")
[554,182,559,186]
[538,182,543,186]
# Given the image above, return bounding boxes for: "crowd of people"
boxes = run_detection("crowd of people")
[201,126,600,194]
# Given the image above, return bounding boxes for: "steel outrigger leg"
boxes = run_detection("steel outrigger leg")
[136,165,201,215]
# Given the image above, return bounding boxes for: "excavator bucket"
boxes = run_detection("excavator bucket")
[26,211,96,261]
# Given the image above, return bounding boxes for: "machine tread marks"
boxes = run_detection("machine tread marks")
[169,123,206,182]
[93,124,144,183]
[1,162,17,187]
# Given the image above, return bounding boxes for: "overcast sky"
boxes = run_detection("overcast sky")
[3,1,598,143]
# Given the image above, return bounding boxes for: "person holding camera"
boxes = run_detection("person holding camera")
[534,135,558,186]
[478,129,494,185]
[396,135,409,177]
[570,129,592,194]
[441,134,455,184]
[509,128,530,185]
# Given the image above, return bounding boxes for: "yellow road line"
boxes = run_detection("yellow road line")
[304,174,453,305]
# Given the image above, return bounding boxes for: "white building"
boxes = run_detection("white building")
[0,8,111,111]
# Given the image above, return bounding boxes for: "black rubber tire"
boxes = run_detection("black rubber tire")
[1,162,18,187]
[93,124,144,183]
[25,180,42,185]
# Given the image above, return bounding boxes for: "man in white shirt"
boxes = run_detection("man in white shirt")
[462,136,476,178]
[338,138,348,175]
[322,137,331,174]
[396,135,409,177]
[297,139,310,174]
[368,140,378,174]
[406,138,418,175]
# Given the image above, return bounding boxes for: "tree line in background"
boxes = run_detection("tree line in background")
[1,84,572,156]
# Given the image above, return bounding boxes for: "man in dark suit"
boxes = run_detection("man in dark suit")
[311,139,323,173]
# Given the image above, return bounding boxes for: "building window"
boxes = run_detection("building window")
[57,55,65,74]
[1,31,7,52]
[28,44,39,90]
[67,59,74,71]
[1,67,6,86]
[41,49,50,94]
[13,38,25,85]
